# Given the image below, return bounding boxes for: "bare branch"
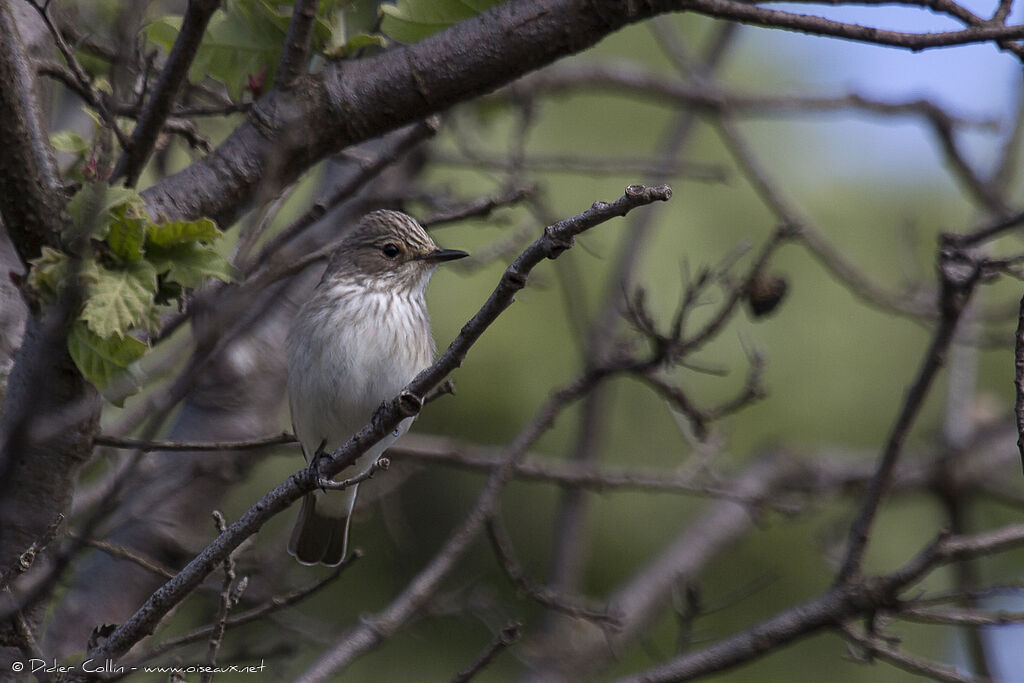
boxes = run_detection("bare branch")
[64,532,177,581]
[433,150,728,181]
[609,523,1024,682]
[24,0,132,153]
[1015,292,1024,472]
[111,0,220,185]
[117,552,362,674]
[513,61,998,130]
[241,118,440,277]
[276,0,320,89]
[318,457,390,491]
[420,186,535,228]
[840,623,982,683]
[451,621,521,683]
[93,432,295,453]
[896,605,1024,626]
[681,0,1024,52]
[837,246,983,583]
[485,517,618,625]
[202,511,244,682]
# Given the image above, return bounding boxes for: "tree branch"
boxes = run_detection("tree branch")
[681,0,1024,52]
[611,523,1024,683]
[111,0,220,186]
[79,185,671,669]
[0,0,65,265]
[276,0,319,89]
[836,244,983,583]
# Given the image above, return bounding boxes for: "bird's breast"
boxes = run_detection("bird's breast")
[287,287,435,443]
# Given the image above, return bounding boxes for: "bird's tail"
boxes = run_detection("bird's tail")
[288,486,357,566]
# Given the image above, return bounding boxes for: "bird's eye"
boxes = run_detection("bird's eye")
[381,243,400,258]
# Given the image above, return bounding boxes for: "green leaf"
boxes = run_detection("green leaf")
[80,261,159,338]
[145,218,221,247]
[148,243,236,288]
[380,0,503,43]
[51,130,90,154]
[146,0,284,99]
[324,31,386,58]
[67,184,145,240]
[67,321,147,402]
[144,15,183,52]
[26,247,70,301]
[107,211,148,262]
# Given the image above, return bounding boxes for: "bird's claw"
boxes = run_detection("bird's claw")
[311,440,329,492]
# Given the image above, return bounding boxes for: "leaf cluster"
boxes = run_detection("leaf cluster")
[27,184,234,401]
[145,0,383,98]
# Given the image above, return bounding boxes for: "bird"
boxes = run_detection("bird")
[286,209,468,565]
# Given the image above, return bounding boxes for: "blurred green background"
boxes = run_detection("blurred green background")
[65,2,1024,680]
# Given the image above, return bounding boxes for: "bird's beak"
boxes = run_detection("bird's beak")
[421,248,469,263]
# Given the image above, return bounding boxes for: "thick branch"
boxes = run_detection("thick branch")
[0,0,64,264]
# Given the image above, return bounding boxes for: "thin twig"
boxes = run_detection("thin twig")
[512,62,1000,130]
[896,605,1024,626]
[115,552,362,675]
[65,532,177,580]
[681,0,1024,51]
[837,246,982,584]
[317,457,390,491]
[26,0,131,151]
[450,621,522,683]
[242,118,440,277]
[485,517,619,625]
[1014,292,1024,472]
[609,523,1024,683]
[202,511,244,682]
[949,209,1024,248]
[93,432,295,453]
[840,623,982,683]
[420,185,535,228]
[432,150,728,181]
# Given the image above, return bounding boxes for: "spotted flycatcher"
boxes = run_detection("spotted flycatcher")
[286,210,468,565]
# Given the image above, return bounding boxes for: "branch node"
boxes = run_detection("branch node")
[398,391,423,417]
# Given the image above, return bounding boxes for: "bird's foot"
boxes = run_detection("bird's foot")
[311,440,330,492]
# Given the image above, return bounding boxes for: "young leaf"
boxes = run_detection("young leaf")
[324,32,386,58]
[380,0,502,43]
[67,320,147,397]
[80,261,159,339]
[148,242,236,288]
[51,130,90,154]
[146,1,283,99]
[107,210,148,262]
[26,247,71,301]
[145,218,221,247]
[67,184,145,240]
